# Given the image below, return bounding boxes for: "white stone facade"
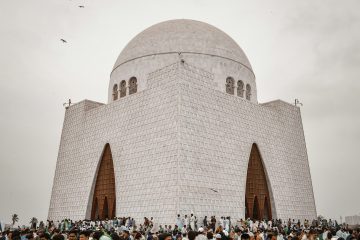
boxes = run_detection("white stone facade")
[345,215,360,225]
[48,20,316,224]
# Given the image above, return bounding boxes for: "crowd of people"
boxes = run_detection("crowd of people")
[0,215,359,240]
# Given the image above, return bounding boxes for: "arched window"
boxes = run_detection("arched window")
[226,77,235,95]
[112,84,118,101]
[237,80,244,97]
[120,80,126,98]
[246,84,251,100]
[129,77,137,95]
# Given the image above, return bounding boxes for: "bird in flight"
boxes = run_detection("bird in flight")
[60,39,67,43]
[79,5,84,8]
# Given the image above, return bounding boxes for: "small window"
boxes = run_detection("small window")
[226,77,235,95]
[129,77,137,95]
[246,84,251,100]
[237,80,244,98]
[120,80,126,98]
[112,84,118,101]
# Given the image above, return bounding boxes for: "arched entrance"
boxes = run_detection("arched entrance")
[91,144,116,220]
[245,144,272,220]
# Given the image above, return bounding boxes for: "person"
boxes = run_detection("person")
[39,233,50,240]
[52,234,65,240]
[188,231,197,240]
[181,226,187,235]
[92,231,103,240]
[11,230,21,240]
[68,230,78,240]
[203,217,208,228]
[224,218,230,232]
[326,232,333,240]
[120,227,131,240]
[184,216,189,231]
[195,228,207,240]
[134,232,143,240]
[111,232,121,240]
[219,217,224,229]
[240,233,250,240]
[79,231,90,240]
[345,230,357,240]
[177,215,183,229]
[211,217,216,232]
[158,233,172,240]
[25,233,34,240]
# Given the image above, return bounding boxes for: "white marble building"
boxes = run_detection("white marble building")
[345,215,360,225]
[48,19,316,224]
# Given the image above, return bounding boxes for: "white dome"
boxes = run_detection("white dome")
[112,19,253,73]
[109,19,257,104]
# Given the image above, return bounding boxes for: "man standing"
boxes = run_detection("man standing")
[177,215,183,229]
[203,217,208,228]
[224,217,230,232]
[190,214,195,231]
[184,216,190,230]
[210,216,216,232]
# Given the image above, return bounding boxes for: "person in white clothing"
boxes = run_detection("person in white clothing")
[184,215,190,230]
[190,214,196,231]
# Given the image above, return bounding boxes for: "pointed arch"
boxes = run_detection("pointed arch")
[245,144,272,220]
[91,144,116,220]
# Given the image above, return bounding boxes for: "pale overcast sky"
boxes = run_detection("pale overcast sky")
[0,0,359,225]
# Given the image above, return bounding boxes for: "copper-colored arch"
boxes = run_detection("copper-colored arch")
[91,144,116,220]
[245,144,272,220]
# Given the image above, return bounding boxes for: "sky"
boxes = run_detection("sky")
[0,0,359,226]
